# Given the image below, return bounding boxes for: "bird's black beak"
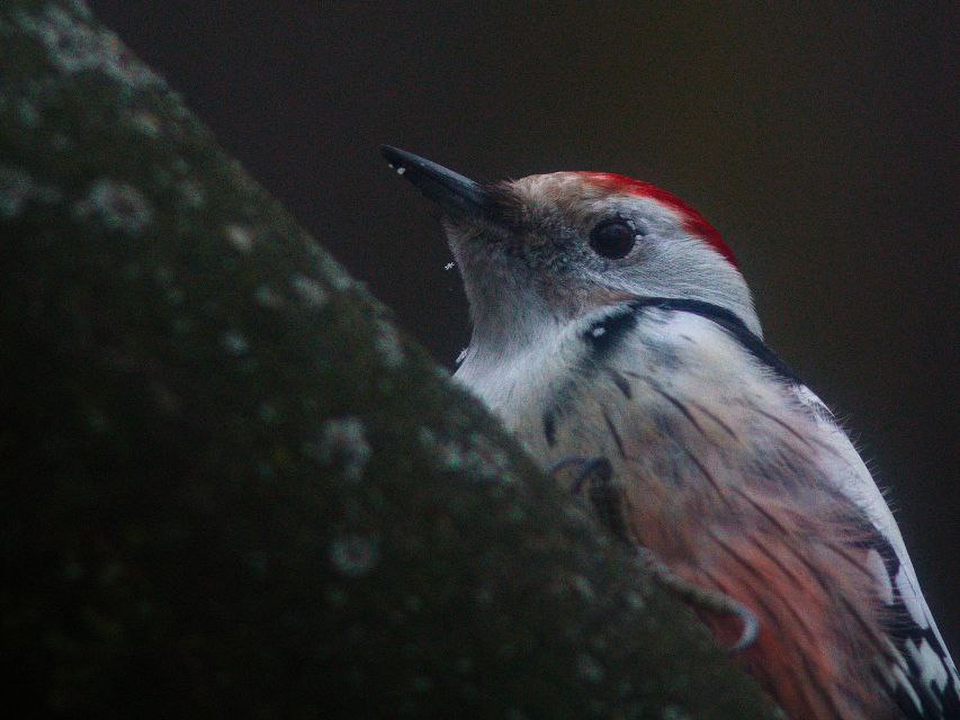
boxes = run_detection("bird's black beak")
[381,146,500,226]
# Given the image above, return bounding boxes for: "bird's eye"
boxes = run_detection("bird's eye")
[589,219,637,259]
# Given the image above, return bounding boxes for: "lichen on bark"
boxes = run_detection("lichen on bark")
[0,2,777,717]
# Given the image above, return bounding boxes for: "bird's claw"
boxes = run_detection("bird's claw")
[634,547,759,654]
[550,456,631,544]
[551,457,760,653]
[548,455,613,495]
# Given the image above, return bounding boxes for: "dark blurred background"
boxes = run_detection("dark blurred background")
[88,1,958,647]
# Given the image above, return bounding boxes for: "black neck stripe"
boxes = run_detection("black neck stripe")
[583,296,801,385]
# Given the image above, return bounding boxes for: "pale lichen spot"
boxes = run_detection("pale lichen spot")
[63,0,93,21]
[176,178,205,208]
[50,133,71,152]
[0,166,62,217]
[418,427,465,473]
[318,253,353,291]
[254,284,283,308]
[18,5,165,89]
[130,110,162,138]
[289,273,328,308]
[571,574,596,601]
[17,98,40,127]
[257,402,280,424]
[446,408,473,431]
[308,416,372,482]
[576,652,605,683]
[220,329,250,356]
[625,590,646,611]
[374,318,404,369]
[76,179,152,233]
[226,158,260,200]
[225,223,255,253]
[328,533,380,578]
[18,7,100,72]
[0,167,34,217]
[417,426,512,483]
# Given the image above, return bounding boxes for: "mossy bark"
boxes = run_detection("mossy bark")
[0,2,777,718]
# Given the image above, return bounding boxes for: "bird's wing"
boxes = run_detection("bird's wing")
[586,297,959,718]
[792,385,960,719]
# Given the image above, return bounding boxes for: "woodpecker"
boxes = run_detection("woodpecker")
[381,146,959,720]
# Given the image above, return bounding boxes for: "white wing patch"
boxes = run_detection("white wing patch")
[866,548,894,605]
[898,568,930,629]
[911,638,951,698]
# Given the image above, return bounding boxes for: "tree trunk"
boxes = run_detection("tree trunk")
[0,2,776,717]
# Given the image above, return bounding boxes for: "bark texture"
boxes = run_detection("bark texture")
[0,2,777,717]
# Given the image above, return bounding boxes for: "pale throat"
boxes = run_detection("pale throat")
[463,285,563,362]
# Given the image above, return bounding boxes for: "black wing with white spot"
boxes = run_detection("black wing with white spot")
[859,529,960,719]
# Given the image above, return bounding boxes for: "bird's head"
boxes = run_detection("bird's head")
[382,147,760,356]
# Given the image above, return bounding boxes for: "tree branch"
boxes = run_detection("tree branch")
[0,2,776,717]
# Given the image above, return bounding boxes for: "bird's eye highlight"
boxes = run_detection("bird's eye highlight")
[589,219,637,259]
